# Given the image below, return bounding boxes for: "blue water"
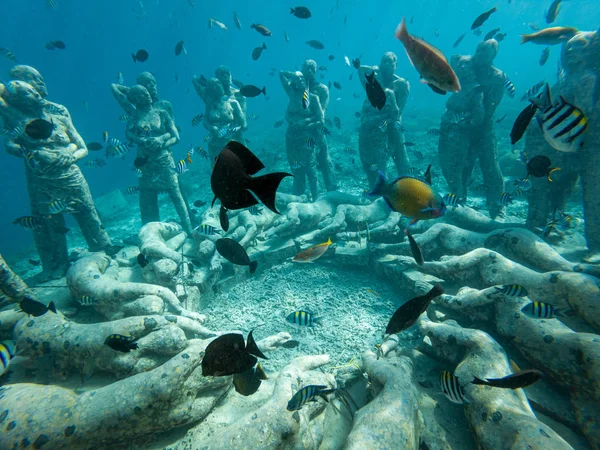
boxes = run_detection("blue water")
[1,0,599,255]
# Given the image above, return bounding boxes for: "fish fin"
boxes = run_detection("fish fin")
[369,170,387,196]
[246,330,268,360]
[219,206,230,232]
[408,218,419,226]
[249,172,292,214]
[471,376,489,385]
[420,207,435,213]
[249,261,258,275]
[262,86,267,96]
[555,307,574,317]
[394,17,408,43]
[48,301,57,314]
[225,141,265,175]
[425,82,447,95]
[131,53,137,63]
[326,237,332,245]
[547,167,561,182]
[211,196,218,207]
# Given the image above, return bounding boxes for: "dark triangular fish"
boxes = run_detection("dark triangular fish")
[405,229,424,265]
[472,369,543,389]
[219,205,230,232]
[427,83,447,95]
[385,284,444,335]
[25,119,54,140]
[211,141,292,215]
[18,297,57,317]
[365,71,386,110]
[423,164,432,185]
[202,330,266,377]
[215,238,258,274]
[510,103,538,145]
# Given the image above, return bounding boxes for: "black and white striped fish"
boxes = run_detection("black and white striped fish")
[0,47,17,62]
[119,115,130,122]
[48,199,69,215]
[378,119,388,132]
[521,301,565,319]
[287,385,335,411]
[334,117,341,129]
[495,284,528,297]
[249,205,262,216]
[173,159,189,175]
[496,192,513,206]
[442,193,463,207]
[305,137,315,150]
[195,224,219,235]
[124,186,140,195]
[320,126,331,136]
[302,88,310,109]
[286,310,321,326]
[78,295,95,306]
[19,145,38,169]
[513,178,532,191]
[530,83,587,153]
[13,216,45,230]
[440,371,470,404]
[191,113,204,127]
[503,74,515,99]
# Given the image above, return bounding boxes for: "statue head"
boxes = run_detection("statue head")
[380,52,398,77]
[206,77,225,101]
[473,40,498,66]
[215,65,232,91]
[3,80,43,112]
[301,60,317,84]
[292,71,307,92]
[136,72,158,101]
[127,85,153,110]
[9,65,48,98]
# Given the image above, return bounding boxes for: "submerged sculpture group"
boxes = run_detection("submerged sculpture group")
[0,28,600,450]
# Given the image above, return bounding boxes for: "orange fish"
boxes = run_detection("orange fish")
[292,238,333,263]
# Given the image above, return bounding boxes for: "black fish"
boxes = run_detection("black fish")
[220,205,230,232]
[210,140,291,215]
[281,340,300,348]
[471,7,497,30]
[19,297,57,317]
[290,6,311,19]
[333,81,342,90]
[239,85,266,97]
[539,47,550,66]
[329,54,335,61]
[365,71,386,110]
[306,40,325,49]
[52,40,66,49]
[202,330,267,377]
[484,28,501,41]
[104,334,139,353]
[527,155,560,181]
[134,156,148,168]
[472,369,543,389]
[25,119,54,140]
[175,40,186,56]
[252,43,267,61]
[137,253,149,268]
[87,142,103,151]
[233,363,268,396]
[193,200,206,207]
[453,33,466,48]
[510,103,537,145]
[385,284,444,335]
[405,230,424,266]
[250,24,272,37]
[132,49,149,63]
[215,238,258,274]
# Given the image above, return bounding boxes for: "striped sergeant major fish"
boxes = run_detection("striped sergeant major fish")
[19,145,37,169]
[194,224,219,235]
[12,216,45,230]
[286,310,322,327]
[302,88,310,109]
[503,74,515,98]
[521,80,545,101]
[496,192,513,206]
[78,295,95,306]
[124,186,140,195]
[440,371,470,404]
[1,340,17,376]
[305,137,315,150]
[173,159,189,175]
[521,301,569,319]
[48,199,69,215]
[287,385,336,411]
[530,83,588,153]
[494,284,528,297]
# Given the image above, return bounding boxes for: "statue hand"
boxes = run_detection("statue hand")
[352,58,361,69]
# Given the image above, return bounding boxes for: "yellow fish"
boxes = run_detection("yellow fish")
[369,171,446,225]
[292,238,332,263]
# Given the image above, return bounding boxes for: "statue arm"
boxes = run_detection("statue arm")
[483,70,505,119]
[110,84,136,116]
[393,79,410,114]
[232,100,247,130]
[310,95,325,124]
[321,85,330,111]
[192,76,207,101]
[63,112,88,161]
[3,138,22,157]
[279,71,295,97]
[160,111,179,147]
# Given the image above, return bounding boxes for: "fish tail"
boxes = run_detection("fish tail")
[48,301,57,314]
[547,167,561,182]
[520,34,531,45]
[246,330,268,359]
[369,170,387,197]
[249,260,258,275]
[250,172,292,214]
[131,53,137,63]
[261,86,267,96]
[313,316,323,325]
[262,42,267,50]
[187,154,193,164]
[395,17,408,43]
[427,284,444,300]
[290,8,294,14]
[471,376,489,385]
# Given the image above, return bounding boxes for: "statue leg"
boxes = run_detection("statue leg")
[439,121,469,198]
[140,188,160,225]
[475,127,504,218]
[306,159,319,202]
[389,126,410,176]
[359,123,387,189]
[581,142,600,251]
[71,179,113,252]
[315,135,337,191]
[167,183,193,234]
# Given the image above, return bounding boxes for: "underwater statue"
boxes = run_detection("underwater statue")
[524,28,600,257]
[355,52,411,188]
[280,69,324,200]
[0,67,118,280]
[192,76,246,161]
[302,59,337,192]
[111,71,174,119]
[215,65,247,114]
[123,85,193,234]
[438,40,505,218]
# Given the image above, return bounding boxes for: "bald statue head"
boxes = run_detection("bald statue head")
[127,85,153,110]
[215,65,233,92]
[9,65,48,98]
[3,80,44,112]
[301,60,317,85]
[136,72,158,101]
[473,40,499,67]
[380,52,398,78]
